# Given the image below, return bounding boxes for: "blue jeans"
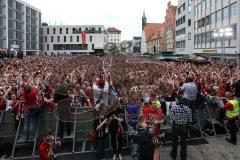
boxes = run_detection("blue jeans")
[24,112,39,139]
[96,136,106,160]
[184,99,196,124]
[127,125,138,156]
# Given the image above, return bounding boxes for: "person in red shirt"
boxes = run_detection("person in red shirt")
[39,129,61,160]
[24,85,39,112]
[23,84,40,141]
[141,100,164,160]
[142,100,164,136]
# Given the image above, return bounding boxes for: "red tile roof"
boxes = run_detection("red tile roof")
[107,27,122,33]
[150,25,165,41]
[144,23,163,42]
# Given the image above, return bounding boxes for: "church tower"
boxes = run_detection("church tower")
[141,10,147,54]
[142,10,147,31]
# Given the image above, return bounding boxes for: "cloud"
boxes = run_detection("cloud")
[24,0,178,40]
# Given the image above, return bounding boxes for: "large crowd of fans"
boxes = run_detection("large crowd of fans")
[0,55,239,132]
[1,55,240,112]
[0,54,240,160]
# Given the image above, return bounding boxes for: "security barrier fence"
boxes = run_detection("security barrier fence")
[0,101,240,159]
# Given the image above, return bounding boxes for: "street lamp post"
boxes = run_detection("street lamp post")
[219,28,225,64]
[213,27,233,64]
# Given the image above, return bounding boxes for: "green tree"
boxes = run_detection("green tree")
[109,43,119,55]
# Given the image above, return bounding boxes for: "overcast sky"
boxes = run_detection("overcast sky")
[24,0,178,40]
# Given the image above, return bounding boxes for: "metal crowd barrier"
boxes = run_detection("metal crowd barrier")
[1,100,240,159]
[124,101,240,145]
[8,106,95,159]
[0,110,15,150]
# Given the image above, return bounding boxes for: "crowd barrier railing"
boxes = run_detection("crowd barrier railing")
[0,110,15,146]
[1,99,240,159]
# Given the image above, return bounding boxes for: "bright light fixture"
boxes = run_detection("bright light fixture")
[213,32,218,37]
[225,27,233,32]
[219,33,224,37]
[225,32,233,36]
[219,28,224,33]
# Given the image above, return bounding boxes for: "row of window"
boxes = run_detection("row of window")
[0,0,24,12]
[188,0,192,13]
[0,17,6,26]
[0,28,6,38]
[8,9,25,21]
[26,7,37,17]
[167,42,174,49]
[195,16,210,28]
[176,28,186,37]
[194,32,212,45]
[46,27,102,35]
[176,40,185,48]
[0,6,5,16]
[178,3,185,15]
[195,2,237,20]
[1,16,37,29]
[109,35,120,38]
[45,35,93,43]
[176,16,185,27]
[0,0,5,5]
[0,39,6,48]
[0,39,38,49]
[195,0,215,16]
[7,2,37,17]
[110,39,120,42]
[194,3,237,29]
[194,30,237,46]
[51,44,90,51]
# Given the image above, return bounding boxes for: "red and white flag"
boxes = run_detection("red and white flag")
[82,31,86,44]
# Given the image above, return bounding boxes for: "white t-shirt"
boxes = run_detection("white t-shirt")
[5,100,13,111]
[93,82,109,105]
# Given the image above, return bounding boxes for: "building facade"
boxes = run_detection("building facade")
[147,25,165,54]
[144,23,163,54]
[107,27,121,46]
[41,25,108,55]
[193,0,239,61]
[164,2,177,53]
[175,0,194,55]
[166,29,175,52]
[131,36,141,54]
[0,0,41,55]
[141,2,176,55]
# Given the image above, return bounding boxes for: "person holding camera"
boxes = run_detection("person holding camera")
[131,127,163,160]
[93,108,109,160]
[169,96,192,160]
[39,129,61,160]
[109,99,125,160]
